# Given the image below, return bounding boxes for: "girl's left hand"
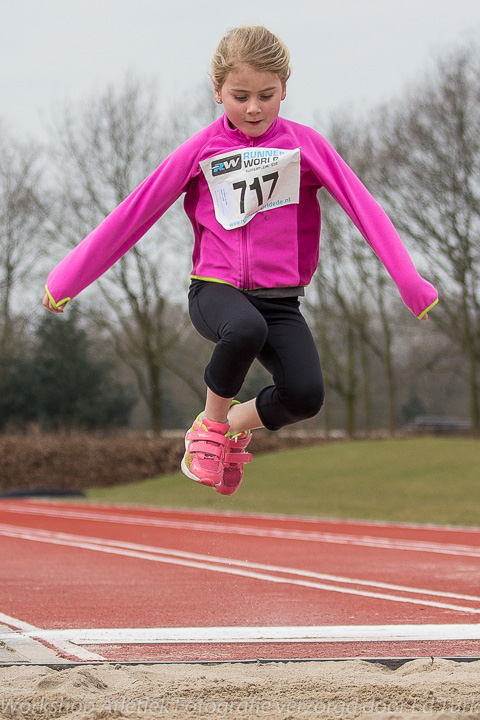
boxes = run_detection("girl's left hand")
[43,291,64,313]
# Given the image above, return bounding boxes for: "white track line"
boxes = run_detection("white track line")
[2,524,480,614]
[1,502,479,558]
[75,502,480,533]
[0,612,104,662]
[2,523,479,603]
[2,623,480,646]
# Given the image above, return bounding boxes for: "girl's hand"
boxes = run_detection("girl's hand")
[421,314,428,321]
[43,291,64,313]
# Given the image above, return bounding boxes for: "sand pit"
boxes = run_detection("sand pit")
[1,658,479,719]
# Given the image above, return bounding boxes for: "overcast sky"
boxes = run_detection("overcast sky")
[2,0,480,142]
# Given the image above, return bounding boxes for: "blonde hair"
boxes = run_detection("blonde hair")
[210,25,291,89]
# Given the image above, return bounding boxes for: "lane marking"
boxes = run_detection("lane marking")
[2,524,480,614]
[3,523,479,603]
[67,502,480,533]
[1,502,479,558]
[0,612,104,662]
[2,624,480,646]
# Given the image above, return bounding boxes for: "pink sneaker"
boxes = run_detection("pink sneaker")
[216,431,252,496]
[181,414,229,487]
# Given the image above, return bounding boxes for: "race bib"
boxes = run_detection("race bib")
[200,147,300,230]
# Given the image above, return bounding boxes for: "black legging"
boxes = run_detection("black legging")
[188,281,325,431]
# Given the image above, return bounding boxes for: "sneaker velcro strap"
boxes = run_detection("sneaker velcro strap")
[187,428,228,445]
[228,433,252,446]
[225,451,252,464]
[188,440,225,458]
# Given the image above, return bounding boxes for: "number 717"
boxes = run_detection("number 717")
[233,172,279,214]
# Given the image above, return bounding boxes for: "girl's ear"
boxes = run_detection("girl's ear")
[214,86,223,105]
[281,83,287,101]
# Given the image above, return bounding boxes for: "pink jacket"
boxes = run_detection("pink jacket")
[45,113,438,318]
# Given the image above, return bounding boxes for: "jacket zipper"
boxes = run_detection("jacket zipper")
[241,223,250,290]
[241,137,256,289]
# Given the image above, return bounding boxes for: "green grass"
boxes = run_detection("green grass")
[86,437,480,526]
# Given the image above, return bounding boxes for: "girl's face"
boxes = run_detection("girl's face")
[215,64,286,137]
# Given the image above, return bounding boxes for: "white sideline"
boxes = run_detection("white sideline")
[2,623,480,646]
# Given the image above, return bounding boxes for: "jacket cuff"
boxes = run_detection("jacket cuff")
[45,285,71,309]
[417,297,438,320]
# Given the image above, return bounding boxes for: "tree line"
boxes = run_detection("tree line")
[0,44,478,435]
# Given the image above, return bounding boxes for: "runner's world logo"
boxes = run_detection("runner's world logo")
[211,154,242,176]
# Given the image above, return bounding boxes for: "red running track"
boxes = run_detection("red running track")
[1,499,480,662]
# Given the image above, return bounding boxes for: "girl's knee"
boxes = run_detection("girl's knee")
[223,314,268,352]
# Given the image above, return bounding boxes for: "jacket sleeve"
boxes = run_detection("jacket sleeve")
[305,130,438,318]
[45,140,200,308]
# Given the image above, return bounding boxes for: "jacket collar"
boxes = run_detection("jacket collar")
[221,113,280,144]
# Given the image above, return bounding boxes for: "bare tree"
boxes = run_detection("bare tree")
[373,44,480,430]
[0,127,45,356]
[308,116,406,434]
[48,77,217,431]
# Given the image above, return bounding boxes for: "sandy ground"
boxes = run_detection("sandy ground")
[1,659,480,719]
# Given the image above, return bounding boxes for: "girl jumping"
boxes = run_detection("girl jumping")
[43,25,438,496]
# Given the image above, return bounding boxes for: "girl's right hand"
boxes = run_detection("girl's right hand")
[43,291,64,313]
